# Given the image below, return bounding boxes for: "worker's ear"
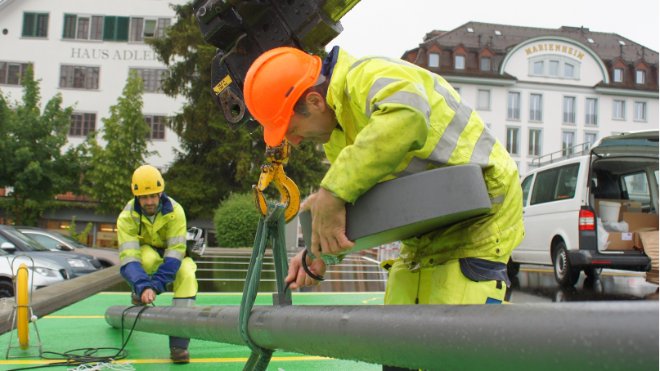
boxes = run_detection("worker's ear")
[305,91,326,112]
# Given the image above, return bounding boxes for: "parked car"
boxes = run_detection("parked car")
[0,247,68,298]
[511,130,658,287]
[18,227,119,267]
[0,225,103,279]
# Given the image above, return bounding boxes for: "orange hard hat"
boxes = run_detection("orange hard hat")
[243,47,322,146]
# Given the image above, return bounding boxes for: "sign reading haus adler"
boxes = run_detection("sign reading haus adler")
[70,47,159,61]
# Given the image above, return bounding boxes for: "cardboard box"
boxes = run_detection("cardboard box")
[595,199,643,222]
[623,212,659,231]
[604,212,658,251]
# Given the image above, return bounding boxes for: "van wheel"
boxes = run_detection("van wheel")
[507,258,520,279]
[584,267,602,279]
[0,279,14,298]
[553,242,580,287]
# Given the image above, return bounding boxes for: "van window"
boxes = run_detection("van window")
[521,174,533,206]
[622,172,650,206]
[531,163,580,205]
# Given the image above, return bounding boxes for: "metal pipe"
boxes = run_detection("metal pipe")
[106,301,658,370]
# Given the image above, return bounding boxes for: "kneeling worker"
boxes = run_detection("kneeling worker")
[117,164,197,363]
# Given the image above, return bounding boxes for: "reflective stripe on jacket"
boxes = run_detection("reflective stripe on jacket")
[321,47,524,266]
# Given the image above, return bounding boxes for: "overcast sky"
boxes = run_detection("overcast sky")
[328,0,659,59]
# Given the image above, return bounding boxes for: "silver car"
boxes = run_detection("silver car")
[18,227,119,267]
[0,248,67,298]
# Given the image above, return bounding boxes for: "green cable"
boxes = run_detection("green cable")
[238,204,290,371]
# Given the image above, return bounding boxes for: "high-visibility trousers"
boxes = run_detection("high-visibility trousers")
[140,245,198,298]
[384,258,506,305]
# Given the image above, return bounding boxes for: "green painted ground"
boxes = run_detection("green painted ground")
[0,292,385,371]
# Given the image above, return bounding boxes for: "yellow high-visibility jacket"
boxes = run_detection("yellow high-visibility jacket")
[117,194,187,295]
[321,47,524,266]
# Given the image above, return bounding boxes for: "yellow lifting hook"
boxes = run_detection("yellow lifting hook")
[253,141,300,222]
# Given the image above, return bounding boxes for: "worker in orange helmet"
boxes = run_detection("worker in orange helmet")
[244,47,524,368]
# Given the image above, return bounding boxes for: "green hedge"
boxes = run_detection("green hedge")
[213,192,261,247]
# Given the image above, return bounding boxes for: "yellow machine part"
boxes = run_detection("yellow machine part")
[253,141,300,222]
[16,263,29,349]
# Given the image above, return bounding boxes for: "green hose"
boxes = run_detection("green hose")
[239,204,291,371]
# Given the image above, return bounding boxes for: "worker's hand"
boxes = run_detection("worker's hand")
[285,250,326,289]
[307,188,355,256]
[141,288,156,304]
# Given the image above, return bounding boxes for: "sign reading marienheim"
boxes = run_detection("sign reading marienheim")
[70,47,159,61]
[524,43,585,60]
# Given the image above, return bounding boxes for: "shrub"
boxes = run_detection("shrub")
[213,192,261,247]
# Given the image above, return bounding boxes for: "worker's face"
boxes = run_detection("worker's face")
[285,92,336,146]
[138,193,161,216]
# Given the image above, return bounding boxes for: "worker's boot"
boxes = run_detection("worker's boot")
[170,347,190,363]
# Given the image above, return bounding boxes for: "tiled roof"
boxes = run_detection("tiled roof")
[409,21,658,65]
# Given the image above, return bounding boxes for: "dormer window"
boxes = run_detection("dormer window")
[480,57,491,71]
[613,68,623,82]
[455,55,465,70]
[635,69,646,84]
[428,53,440,68]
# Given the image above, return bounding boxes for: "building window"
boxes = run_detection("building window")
[130,68,168,93]
[479,57,491,72]
[22,12,49,38]
[69,113,96,136]
[507,92,520,120]
[529,94,543,122]
[613,68,623,82]
[585,98,598,126]
[612,100,626,120]
[635,70,646,84]
[103,16,130,41]
[63,14,103,40]
[562,131,575,156]
[129,18,171,42]
[549,60,560,76]
[563,96,576,124]
[531,56,580,79]
[428,53,439,68]
[0,62,31,85]
[454,55,465,70]
[145,115,166,140]
[634,101,647,122]
[533,61,544,75]
[59,65,100,89]
[528,128,542,156]
[506,127,519,155]
[477,89,490,110]
[584,132,598,149]
[564,63,575,78]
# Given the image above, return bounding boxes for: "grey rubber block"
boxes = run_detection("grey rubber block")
[300,164,492,255]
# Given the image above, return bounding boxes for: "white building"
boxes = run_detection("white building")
[403,22,659,175]
[0,0,187,169]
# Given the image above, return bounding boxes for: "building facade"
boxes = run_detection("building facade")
[0,0,190,246]
[402,22,658,175]
[0,0,186,169]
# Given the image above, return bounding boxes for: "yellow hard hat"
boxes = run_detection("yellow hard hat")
[131,165,164,196]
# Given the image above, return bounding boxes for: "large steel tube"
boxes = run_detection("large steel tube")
[106,301,658,370]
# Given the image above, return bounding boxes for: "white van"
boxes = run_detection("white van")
[510,130,658,287]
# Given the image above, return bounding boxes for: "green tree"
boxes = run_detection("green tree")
[68,216,93,244]
[148,3,326,219]
[82,71,152,215]
[0,67,81,225]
